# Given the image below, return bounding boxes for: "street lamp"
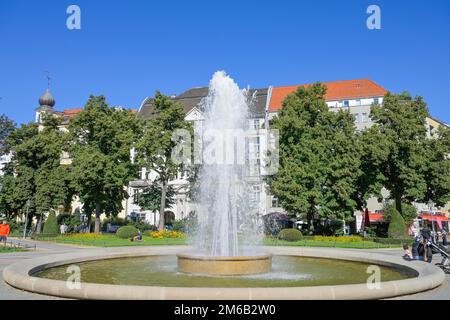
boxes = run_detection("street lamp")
[23,200,32,239]
[428,199,436,243]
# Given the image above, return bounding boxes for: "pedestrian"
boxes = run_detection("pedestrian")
[0,219,11,247]
[403,244,413,260]
[411,236,420,260]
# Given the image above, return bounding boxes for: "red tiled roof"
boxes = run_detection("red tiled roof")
[269,79,388,112]
[62,108,84,117]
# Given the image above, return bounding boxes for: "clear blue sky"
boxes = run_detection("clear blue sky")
[0,0,449,125]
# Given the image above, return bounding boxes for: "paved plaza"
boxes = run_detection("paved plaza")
[0,239,448,300]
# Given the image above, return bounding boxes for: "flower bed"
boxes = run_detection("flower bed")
[148,230,185,239]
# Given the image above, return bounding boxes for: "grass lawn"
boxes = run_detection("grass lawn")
[0,246,26,253]
[39,234,188,247]
[34,233,402,249]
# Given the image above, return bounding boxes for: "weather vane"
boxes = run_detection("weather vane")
[45,71,51,89]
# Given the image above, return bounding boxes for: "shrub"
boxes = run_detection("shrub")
[313,235,362,243]
[383,202,417,225]
[388,208,407,239]
[42,212,59,236]
[116,226,139,239]
[373,237,412,245]
[127,220,155,232]
[278,228,303,241]
[57,213,80,233]
[171,219,186,232]
[101,217,127,232]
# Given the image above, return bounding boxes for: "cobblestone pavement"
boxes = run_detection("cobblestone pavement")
[1,241,448,300]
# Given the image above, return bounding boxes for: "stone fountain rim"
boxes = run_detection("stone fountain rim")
[176,253,272,261]
[2,245,445,300]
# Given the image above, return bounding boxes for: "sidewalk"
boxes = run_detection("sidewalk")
[0,238,87,300]
[0,242,448,300]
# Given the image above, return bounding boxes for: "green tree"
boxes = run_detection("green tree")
[69,96,141,233]
[0,114,15,155]
[136,92,191,230]
[423,125,450,207]
[368,92,429,214]
[137,183,175,214]
[4,116,72,233]
[269,83,361,232]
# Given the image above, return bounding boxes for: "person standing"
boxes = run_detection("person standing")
[0,220,11,247]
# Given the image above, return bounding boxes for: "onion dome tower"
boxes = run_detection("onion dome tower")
[35,89,56,123]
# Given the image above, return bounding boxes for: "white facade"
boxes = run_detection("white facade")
[0,153,12,176]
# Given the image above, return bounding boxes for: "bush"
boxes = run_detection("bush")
[127,220,155,232]
[101,217,127,232]
[57,213,80,233]
[278,228,303,241]
[383,202,417,225]
[373,237,412,245]
[388,208,407,239]
[313,235,362,243]
[42,212,59,236]
[116,226,139,239]
[171,219,186,232]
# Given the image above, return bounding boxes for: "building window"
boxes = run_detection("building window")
[133,189,140,204]
[343,100,349,107]
[271,197,279,208]
[374,98,380,105]
[253,119,260,130]
[361,113,368,123]
[355,99,361,106]
[354,113,360,123]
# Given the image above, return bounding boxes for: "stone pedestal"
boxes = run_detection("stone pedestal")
[177,253,272,276]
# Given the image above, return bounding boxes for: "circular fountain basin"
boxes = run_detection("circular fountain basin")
[177,253,272,276]
[2,246,446,300]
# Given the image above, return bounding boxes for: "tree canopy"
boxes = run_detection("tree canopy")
[269,83,362,231]
[367,92,429,214]
[136,92,191,230]
[0,114,15,155]
[1,116,73,232]
[69,96,142,233]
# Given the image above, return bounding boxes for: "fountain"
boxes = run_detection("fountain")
[3,71,443,300]
[177,71,272,276]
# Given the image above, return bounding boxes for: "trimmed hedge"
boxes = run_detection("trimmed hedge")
[116,226,139,239]
[372,237,413,245]
[313,235,363,243]
[278,228,303,241]
[42,212,59,237]
[388,208,407,239]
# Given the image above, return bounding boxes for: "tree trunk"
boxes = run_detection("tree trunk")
[158,180,167,231]
[86,214,92,233]
[395,192,402,215]
[308,210,315,234]
[35,214,43,234]
[94,202,101,234]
